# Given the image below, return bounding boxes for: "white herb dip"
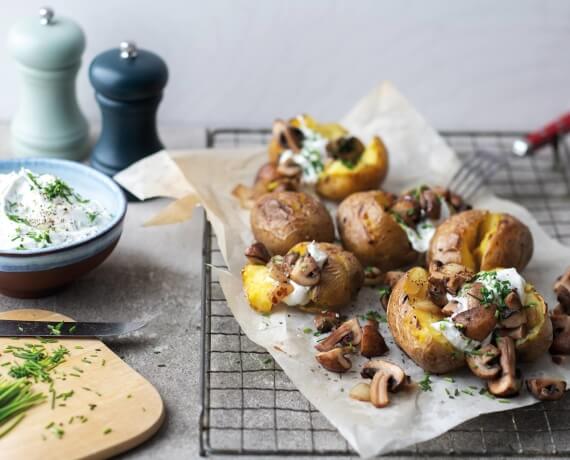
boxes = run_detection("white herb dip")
[278,122,328,185]
[282,242,328,306]
[0,169,112,251]
[399,198,451,253]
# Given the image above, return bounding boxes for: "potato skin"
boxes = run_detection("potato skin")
[251,191,335,255]
[316,136,389,201]
[428,210,533,272]
[387,269,465,374]
[291,242,364,311]
[337,191,418,271]
[387,268,552,373]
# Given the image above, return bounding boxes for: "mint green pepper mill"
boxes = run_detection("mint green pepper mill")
[8,7,89,160]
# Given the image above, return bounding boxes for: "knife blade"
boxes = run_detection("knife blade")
[0,319,147,337]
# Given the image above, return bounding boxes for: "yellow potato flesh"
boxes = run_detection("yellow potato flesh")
[241,265,278,313]
[400,267,457,354]
[458,212,502,271]
[473,213,502,269]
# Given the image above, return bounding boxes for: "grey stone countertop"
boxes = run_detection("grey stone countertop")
[0,126,210,459]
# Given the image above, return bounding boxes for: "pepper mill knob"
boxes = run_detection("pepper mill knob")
[39,7,54,25]
[119,41,138,59]
[8,7,89,159]
[89,42,168,178]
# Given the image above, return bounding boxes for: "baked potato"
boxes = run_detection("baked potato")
[250,191,335,255]
[268,115,389,201]
[337,191,417,271]
[428,209,533,272]
[242,241,364,313]
[337,186,468,271]
[387,265,552,374]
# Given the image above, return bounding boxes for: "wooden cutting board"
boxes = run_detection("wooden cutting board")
[0,309,164,460]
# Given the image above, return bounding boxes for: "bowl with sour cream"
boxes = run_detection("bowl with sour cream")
[0,158,127,298]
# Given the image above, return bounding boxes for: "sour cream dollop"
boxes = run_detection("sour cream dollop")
[282,242,328,306]
[431,268,528,352]
[278,122,328,185]
[399,198,451,253]
[0,169,112,251]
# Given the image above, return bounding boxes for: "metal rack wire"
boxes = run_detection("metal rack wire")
[199,130,570,457]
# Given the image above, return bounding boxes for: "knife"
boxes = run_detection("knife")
[0,319,147,337]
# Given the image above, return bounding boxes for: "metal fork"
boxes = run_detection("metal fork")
[447,150,508,202]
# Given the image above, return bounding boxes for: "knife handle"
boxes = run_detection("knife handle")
[514,112,570,155]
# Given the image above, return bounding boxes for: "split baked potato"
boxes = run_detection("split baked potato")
[250,191,335,255]
[387,265,552,374]
[337,186,468,271]
[267,114,389,201]
[242,241,364,313]
[428,209,533,272]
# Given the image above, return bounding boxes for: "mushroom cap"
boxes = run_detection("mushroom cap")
[454,304,498,341]
[360,321,389,358]
[466,344,500,379]
[360,359,406,391]
[554,268,570,311]
[315,318,362,352]
[526,378,566,401]
[551,314,570,354]
[315,348,351,373]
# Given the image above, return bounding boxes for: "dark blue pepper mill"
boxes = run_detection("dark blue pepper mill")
[89,41,168,189]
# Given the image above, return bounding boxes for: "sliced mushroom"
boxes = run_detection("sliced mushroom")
[498,324,527,340]
[453,304,497,341]
[441,301,459,317]
[290,255,321,286]
[466,344,501,379]
[428,261,474,295]
[245,242,271,265]
[283,252,299,267]
[315,347,351,373]
[550,314,570,354]
[504,291,523,311]
[428,275,447,307]
[325,136,364,164]
[267,256,291,283]
[488,337,521,397]
[500,309,526,329]
[273,119,303,152]
[390,196,421,227]
[420,188,442,220]
[526,378,566,401]
[360,360,407,408]
[315,318,362,352]
[314,311,342,333]
[360,320,389,358]
[554,268,570,311]
[552,355,568,365]
[465,283,485,310]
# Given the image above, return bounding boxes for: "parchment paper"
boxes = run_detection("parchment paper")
[115,82,570,458]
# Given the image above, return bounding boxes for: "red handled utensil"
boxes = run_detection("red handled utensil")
[512,112,570,156]
[449,113,570,201]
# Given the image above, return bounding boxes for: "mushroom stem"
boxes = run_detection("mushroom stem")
[488,337,521,397]
[370,372,391,408]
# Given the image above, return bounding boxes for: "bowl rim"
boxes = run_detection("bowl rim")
[0,158,127,257]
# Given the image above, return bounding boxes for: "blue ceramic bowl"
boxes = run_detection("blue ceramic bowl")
[0,158,127,298]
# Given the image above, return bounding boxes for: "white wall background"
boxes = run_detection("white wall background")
[1,0,569,131]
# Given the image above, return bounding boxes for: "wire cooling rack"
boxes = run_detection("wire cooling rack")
[199,130,570,457]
